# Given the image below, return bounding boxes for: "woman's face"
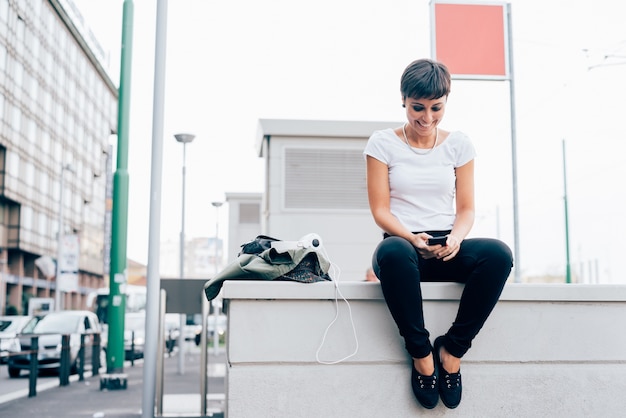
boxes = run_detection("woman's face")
[403,96,447,136]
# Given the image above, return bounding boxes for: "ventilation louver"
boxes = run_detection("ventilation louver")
[284,148,368,210]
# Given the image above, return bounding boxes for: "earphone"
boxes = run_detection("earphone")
[269,233,322,253]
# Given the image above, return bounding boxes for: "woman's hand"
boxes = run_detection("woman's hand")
[413,233,437,259]
[414,233,462,261]
[437,234,461,261]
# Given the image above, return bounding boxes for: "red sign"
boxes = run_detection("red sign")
[431,2,509,79]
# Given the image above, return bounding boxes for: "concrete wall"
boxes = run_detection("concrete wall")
[222,281,626,417]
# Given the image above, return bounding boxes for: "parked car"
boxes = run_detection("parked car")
[0,316,33,364]
[7,310,104,378]
[124,312,145,360]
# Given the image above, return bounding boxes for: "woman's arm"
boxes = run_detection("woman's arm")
[451,159,475,241]
[366,156,428,248]
[438,159,475,261]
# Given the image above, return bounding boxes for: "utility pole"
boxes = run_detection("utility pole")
[104,0,134,387]
[55,163,73,311]
[143,0,169,415]
[562,139,572,284]
[211,201,223,355]
[174,133,195,375]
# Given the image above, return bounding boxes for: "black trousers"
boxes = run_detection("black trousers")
[372,233,513,359]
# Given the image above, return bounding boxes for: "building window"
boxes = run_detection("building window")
[14,60,24,102]
[22,206,33,230]
[26,116,35,141]
[12,107,22,132]
[29,73,38,99]
[0,0,9,23]
[25,160,34,187]
[32,33,40,61]
[39,169,48,196]
[0,44,7,72]
[7,149,19,173]
[15,16,25,56]
[41,129,50,153]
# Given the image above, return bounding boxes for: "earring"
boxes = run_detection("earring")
[402,104,405,108]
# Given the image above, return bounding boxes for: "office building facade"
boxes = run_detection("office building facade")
[0,0,117,314]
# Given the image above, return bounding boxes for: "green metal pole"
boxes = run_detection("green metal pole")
[562,139,572,284]
[107,0,134,373]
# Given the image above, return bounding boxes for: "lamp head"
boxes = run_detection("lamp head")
[174,133,195,144]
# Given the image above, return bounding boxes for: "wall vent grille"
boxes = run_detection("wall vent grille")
[284,147,368,210]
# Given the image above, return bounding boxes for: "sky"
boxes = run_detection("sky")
[71,0,626,283]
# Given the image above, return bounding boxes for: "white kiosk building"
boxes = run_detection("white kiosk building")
[246,118,400,281]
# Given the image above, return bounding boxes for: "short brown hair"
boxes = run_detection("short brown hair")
[400,58,451,100]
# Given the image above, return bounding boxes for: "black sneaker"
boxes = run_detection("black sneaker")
[434,336,462,409]
[411,358,439,409]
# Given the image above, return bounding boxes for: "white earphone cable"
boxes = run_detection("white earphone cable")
[315,247,359,365]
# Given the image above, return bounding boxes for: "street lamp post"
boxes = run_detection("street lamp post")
[55,163,74,311]
[174,133,195,375]
[211,201,223,355]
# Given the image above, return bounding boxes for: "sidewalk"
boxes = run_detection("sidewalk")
[0,346,225,418]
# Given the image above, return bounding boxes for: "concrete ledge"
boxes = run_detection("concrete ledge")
[222,280,626,301]
[222,281,626,417]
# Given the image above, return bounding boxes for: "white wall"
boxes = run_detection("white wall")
[222,282,626,417]
[225,193,263,264]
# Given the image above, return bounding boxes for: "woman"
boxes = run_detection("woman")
[364,58,513,409]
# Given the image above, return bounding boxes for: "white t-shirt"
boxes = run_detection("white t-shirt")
[363,128,475,232]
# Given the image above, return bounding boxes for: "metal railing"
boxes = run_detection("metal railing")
[1,332,102,397]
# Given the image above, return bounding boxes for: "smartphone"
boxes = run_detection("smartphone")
[427,236,448,246]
